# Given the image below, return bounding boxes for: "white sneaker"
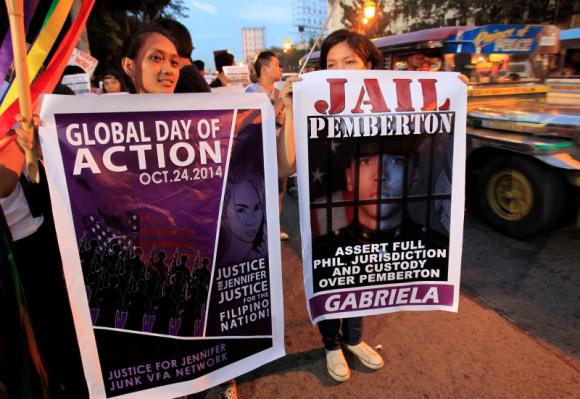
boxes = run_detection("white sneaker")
[325,349,350,382]
[345,342,384,370]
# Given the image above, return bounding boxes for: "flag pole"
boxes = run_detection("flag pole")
[5,0,39,183]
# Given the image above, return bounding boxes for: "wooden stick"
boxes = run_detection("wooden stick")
[5,0,39,183]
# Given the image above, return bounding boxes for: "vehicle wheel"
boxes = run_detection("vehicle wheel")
[477,155,566,237]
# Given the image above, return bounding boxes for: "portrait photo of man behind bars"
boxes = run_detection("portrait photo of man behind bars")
[309,133,452,290]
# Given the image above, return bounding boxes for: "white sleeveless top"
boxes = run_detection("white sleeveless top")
[0,181,44,241]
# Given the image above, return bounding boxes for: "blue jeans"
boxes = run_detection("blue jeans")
[318,317,363,350]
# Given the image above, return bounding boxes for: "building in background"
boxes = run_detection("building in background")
[292,0,328,41]
[242,27,265,63]
[326,0,343,34]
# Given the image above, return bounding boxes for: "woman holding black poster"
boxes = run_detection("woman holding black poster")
[281,29,386,383]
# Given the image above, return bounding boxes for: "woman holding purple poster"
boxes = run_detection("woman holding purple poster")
[0,21,185,398]
[121,22,242,399]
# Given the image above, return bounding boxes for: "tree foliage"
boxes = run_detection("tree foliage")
[393,0,579,32]
[86,0,187,77]
[340,0,392,38]
[266,47,309,73]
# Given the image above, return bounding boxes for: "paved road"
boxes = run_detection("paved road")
[461,212,580,365]
[232,193,580,398]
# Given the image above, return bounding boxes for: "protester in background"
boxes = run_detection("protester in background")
[210,50,235,88]
[406,52,428,71]
[245,51,289,240]
[281,29,385,383]
[100,68,128,93]
[153,19,211,93]
[193,60,206,76]
[62,64,85,76]
[245,51,283,115]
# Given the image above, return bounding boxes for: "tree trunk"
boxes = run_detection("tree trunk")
[522,0,530,23]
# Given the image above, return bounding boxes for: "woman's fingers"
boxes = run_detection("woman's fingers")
[457,74,469,85]
[281,76,302,106]
[14,113,41,128]
[31,114,41,128]
[14,113,40,151]
[16,131,34,150]
[285,75,301,84]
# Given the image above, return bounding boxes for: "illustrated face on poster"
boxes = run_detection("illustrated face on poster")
[310,134,451,295]
[216,126,267,268]
[227,181,263,241]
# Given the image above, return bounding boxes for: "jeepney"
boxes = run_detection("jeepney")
[302,25,580,237]
[547,27,580,105]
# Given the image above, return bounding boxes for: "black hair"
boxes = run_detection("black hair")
[101,68,124,81]
[62,65,86,75]
[254,51,277,78]
[152,18,193,59]
[213,50,235,73]
[121,23,179,61]
[100,68,129,92]
[193,59,204,71]
[344,136,421,163]
[319,29,383,70]
[53,83,75,95]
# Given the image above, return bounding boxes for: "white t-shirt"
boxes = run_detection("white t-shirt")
[0,181,44,241]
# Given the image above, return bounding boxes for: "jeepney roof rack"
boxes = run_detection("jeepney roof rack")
[372,26,473,53]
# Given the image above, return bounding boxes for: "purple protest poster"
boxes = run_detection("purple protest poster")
[39,93,284,398]
[293,70,467,323]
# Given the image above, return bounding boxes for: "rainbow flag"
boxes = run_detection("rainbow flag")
[0,0,41,86]
[0,0,95,136]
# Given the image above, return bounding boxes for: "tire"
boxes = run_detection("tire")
[477,155,566,237]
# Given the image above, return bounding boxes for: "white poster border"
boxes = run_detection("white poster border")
[39,92,285,398]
